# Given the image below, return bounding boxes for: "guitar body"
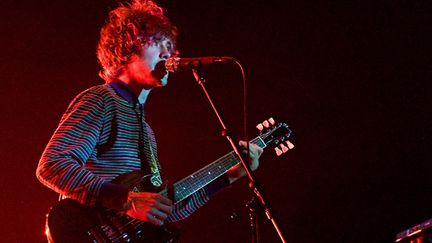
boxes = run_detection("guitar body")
[46,171,178,243]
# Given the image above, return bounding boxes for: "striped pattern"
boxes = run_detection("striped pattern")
[36,84,210,221]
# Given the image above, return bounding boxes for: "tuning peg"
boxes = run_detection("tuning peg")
[275,147,283,156]
[280,144,289,153]
[286,141,294,149]
[262,120,270,128]
[256,123,264,131]
[268,117,275,125]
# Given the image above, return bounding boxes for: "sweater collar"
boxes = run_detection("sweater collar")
[109,81,139,106]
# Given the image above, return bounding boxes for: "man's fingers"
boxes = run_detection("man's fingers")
[255,146,263,156]
[155,201,173,214]
[127,192,173,215]
[129,192,172,205]
[147,212,164,226]
[129,191,158,200]
[155,194,173,206]
[150,208,169,220]
[239,143,262,157]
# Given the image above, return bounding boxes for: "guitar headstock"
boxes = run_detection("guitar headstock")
[256,117,294,156]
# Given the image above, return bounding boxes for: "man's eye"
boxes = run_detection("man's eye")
[166,43,172,51]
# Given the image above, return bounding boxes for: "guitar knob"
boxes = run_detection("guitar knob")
[286,141,294,149]
[262,120,270,128]
[275,147,283,156]
[280,144,289,153]
[256,123,264,131]
[268,117,275,125]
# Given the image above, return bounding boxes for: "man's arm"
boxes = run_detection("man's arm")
[36,90,107,206]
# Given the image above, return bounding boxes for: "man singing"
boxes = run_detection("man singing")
[36,0,262,241]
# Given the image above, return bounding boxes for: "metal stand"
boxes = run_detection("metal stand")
[191,69,287,243]
[246,197,259,243]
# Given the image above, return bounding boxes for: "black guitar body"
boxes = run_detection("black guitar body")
[46,171,178,243]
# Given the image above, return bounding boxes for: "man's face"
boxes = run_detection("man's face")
[131,38,173,89]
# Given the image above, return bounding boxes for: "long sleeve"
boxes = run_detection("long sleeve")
[167,174,230,222]
[36,90,107,206]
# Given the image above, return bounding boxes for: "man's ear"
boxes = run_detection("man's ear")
[126,23,140,39]
[125,23,141,50]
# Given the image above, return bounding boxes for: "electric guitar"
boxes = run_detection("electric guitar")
[45,118,293,243]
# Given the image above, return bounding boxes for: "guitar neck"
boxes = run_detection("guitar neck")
[161,136,267,203]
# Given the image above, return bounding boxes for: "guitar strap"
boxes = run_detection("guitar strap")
[137,105,163,187]
[107,82,163,188]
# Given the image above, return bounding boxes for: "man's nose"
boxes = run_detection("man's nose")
[160,47,170,60]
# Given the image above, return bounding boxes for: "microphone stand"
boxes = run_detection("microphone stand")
[246,197,260,243]
[191,69,287,243]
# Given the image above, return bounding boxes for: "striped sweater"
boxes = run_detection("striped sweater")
[36,82,228,221]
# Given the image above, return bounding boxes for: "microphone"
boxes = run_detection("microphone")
[165,56,231,72]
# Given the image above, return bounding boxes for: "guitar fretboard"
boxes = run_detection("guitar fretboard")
[161,136,266,203]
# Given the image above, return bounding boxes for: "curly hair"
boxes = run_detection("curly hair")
[97,0,178,82]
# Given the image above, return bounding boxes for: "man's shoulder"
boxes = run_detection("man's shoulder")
[71,84,116,102]
[64,84,115,110]
[77,84,111,97]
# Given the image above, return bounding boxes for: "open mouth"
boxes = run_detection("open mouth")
[151,61,168,80]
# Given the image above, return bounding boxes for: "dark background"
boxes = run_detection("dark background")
[1,0,431,242]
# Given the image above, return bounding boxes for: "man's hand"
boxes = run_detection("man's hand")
[226,140,264,184]
[125,192,173,226]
